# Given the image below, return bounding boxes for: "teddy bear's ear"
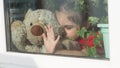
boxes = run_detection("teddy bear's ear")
[11,20,23,31]
[25,9,32,18]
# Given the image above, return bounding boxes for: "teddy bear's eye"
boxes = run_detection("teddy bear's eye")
[30,23,33,26]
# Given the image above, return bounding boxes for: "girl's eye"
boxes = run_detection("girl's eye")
[30,23,33,26]
[64,25,74,29]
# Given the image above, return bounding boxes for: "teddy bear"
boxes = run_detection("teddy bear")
[11,9,82,55]
[11,9,63,53]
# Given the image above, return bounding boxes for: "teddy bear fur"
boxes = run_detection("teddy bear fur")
[11,9,82,55]
[11,9,63,53]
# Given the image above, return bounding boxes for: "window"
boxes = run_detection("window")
[4,0,109,60]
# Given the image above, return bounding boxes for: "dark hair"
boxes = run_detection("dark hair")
[56,0,83,27]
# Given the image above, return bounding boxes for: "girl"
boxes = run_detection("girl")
[42,0,87,56]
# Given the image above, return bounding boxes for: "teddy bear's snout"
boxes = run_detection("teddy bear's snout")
[31,25,44,36]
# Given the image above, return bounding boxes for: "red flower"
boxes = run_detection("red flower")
[86,35,95,48]
[78,39,86,49]
[88,35,95,41]
[77,27,104,57]
[78,39,86,44]
[86,39,94,48]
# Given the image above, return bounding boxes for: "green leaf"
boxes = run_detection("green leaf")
[99,16,108,24]
[77,27,87,38]
[86,33,90,38]
[90,47,97,57]
[86,46,90,56]
[90,0,100,7]
[94,39,102,47]
[74,0,85,11]
[88,16,100,25]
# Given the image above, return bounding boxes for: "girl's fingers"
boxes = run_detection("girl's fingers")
[55,35,60,44]
[42,33,47,41]
[50,26,54,34]
[45,25,55,40]
[49,27,55,39]
[42,25,60,53]
[47,25,51,28]
[45,26,49,32]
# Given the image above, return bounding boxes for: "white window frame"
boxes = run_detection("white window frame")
[0,0,114,68]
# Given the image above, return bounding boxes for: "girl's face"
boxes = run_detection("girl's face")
[56,11,80,40]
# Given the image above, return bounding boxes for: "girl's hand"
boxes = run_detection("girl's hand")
[42,25,60,53]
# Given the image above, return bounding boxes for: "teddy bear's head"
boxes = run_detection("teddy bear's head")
[23,9,65,46]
